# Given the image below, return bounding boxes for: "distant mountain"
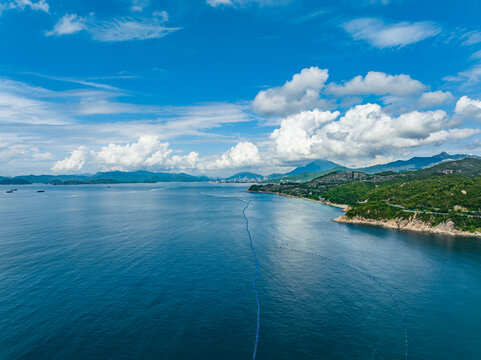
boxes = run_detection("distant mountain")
[225,172,264,181]
[265,173,284,180]
[0,178,31,185]
[49,179,119,185]
[263,167,347,184]
[14,175,90,183]
[0,171,210,185]
[2,152,479,186]
[91,170,210,183]
[415,157,481,178]
[284,160,343,177]
[358,152,477,174]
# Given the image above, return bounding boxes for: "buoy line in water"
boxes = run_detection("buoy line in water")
[243,200,260,360]
[279,245,408,359]
[201,192,260,359]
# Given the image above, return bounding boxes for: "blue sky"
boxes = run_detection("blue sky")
[1,0,481,176]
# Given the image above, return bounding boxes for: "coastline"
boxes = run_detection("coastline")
[245,190,350,211]
[333,215,481,238]
[247,190,481,238]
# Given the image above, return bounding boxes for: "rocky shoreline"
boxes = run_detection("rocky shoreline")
[247,190,481,238]
[333,215,481,238]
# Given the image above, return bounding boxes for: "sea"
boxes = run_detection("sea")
[0,183,480,359]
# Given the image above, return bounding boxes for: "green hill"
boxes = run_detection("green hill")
[249,158,481,233]
[262,167,347,184]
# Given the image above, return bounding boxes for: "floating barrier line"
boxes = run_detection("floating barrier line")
[243,201,260,360]
[278,245,408,359]
[201,192,260,359]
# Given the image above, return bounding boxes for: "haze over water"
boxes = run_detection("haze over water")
[1,183,480,359]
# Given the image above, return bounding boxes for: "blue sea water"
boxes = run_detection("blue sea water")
[0,183,480,360]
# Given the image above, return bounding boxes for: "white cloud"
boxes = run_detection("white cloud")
[445,64,481,87]
[461,31,481,46]
[52,137,261,173]
[213,141,260,169]
[130,0,150,12]
[51,146,90,172]
[418,91,454,108]
[90,16,179,42]
[270,104,477,162]
[96,136,174,169]
[46,12,180,42]
[471,50,481,60]
[207,0,232,6]
[0,79,70,125]
[0,139,50,162]
[0,75,259,174]
[326,71,426,97]
[206,0,288,7]
[46,14,87,36]
[52,136,201,173]
[270,109,339,161]
[252,67,330,116]
[0,0,49,14]
[455,96,481,121]
[342,18,441,48]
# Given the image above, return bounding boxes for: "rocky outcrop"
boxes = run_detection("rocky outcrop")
[333,215,481,237]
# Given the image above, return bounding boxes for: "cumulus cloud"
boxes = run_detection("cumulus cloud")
[326,71,426,97]
[52,137,262,173]
[52,146,91,172]
[270,104,476,162]
[342,18,441,48]
[455,96,481,121]
[270,109,339,161]
[46,12,180,42]
[213,142,260,169]
[0,0,49,14]
[252,67,329,116]
[418,91,454,108]
[52,136,200,173]
[46,14,87,36]
[252,68,433,117]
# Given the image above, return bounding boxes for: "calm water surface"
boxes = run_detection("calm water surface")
[0,183,480,359]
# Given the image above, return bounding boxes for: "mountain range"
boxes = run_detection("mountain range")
[0,152,478,185]
[265,152,478,183]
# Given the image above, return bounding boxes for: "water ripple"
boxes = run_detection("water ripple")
[279,245,409,359]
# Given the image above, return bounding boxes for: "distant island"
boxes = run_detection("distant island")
[248,158,481,237]
[0,171,211,185]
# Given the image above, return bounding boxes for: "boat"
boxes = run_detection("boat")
[37,190,45,193]
[6,190,13,193]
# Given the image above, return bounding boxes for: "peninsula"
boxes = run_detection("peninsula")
[248,158,481,237]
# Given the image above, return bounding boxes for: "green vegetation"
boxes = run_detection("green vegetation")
[249,158,481,233]
[262,168,346,184]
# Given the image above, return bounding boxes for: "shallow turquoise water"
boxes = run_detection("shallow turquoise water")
[0,183,480,359]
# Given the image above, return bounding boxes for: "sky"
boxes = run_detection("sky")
[1,0,481,176]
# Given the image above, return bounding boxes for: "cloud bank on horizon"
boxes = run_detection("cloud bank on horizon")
[0,0,481,175]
